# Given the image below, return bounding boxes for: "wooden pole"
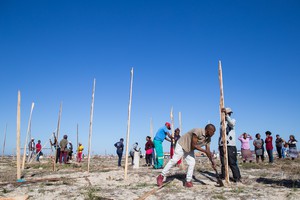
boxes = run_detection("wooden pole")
[150,117,153,139]
[16,91,21,180]
[178,111,185,169]
[21,102,35,170]
[218,60,229,184]
[53,103,62,171]
[2,123,7,159]
[124,68,134,179]
[77,123,79,153]
[178,112,182,133]
[170,107,175,138]
[87,78,96,173]
[56,103,63,140]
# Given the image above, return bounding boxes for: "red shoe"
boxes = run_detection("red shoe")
[185,181,193,188]
[157,174,164,187]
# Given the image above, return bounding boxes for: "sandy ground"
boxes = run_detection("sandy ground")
[0,155,299,200]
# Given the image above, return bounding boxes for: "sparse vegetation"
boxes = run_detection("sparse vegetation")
[0,156,299,199]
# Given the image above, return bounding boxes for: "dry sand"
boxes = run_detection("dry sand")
[0,155,299,200]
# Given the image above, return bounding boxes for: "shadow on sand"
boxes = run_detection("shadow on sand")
[165,173,207,186]
[256,178,300,188]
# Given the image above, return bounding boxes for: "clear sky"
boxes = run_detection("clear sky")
[1,1,299,155]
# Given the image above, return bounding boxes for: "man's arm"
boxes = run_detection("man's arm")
[225,115,236,127]
[165,131,173,142]
[191,134,216,169]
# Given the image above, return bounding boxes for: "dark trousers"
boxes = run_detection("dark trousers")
[267,149,273,163]
[219,146,241,181]
[276,146,282,158]
[55,148,61,163]
[145,154,152,165]
[117,152,122,166]
[60,150,68,163]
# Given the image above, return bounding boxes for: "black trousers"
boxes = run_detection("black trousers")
[276,146,282,158]
[219,146,241,180]
[145,154,152,165]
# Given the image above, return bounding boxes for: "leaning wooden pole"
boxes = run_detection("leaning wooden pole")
[87,78,96,173]
[22,102,35,170]
[124,67,134,179]
[16,91,21,180]
[53,103,63,171]
[218,60,229,184]
[2,123,7,159]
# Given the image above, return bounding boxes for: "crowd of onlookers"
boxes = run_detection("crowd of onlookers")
[238,131,298,163]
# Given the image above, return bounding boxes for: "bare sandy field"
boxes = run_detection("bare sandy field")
[0,155,299,200]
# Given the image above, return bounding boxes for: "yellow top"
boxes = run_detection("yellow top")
[78,145,84,153]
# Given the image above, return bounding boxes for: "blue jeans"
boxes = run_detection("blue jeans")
[267,150,273,163]
[117,152,123,166]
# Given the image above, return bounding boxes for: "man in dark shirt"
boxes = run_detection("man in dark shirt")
[275,134,285,159]
[114,138,124,167]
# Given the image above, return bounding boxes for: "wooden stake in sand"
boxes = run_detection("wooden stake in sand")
[53,103,63,171]
[87,78,96,173]
[2,123,7,159]
[124,67,134,179]
[218,60,229,184]
[21,102,35,170]
[16,91,21,180]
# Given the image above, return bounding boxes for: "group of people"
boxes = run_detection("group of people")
[26,134,85,164]
[253,131,298,163]
[240,131,298,163]
[114,107,298,188]
[50,134,85,164]
[27,138,43,162]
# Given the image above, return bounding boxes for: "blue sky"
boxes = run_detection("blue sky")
[1,1,299,155]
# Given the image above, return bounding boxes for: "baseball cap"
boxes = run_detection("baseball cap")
[225,108,233,114]
[165,122,171,127]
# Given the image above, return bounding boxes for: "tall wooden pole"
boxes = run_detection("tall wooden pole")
[56,103,63,140]
[178,112,182,133]
[87,78,96,173]
[124,68,134,179]
[22,102,35,170]
[218,60,229,184]
[53,103,62,171]
[170,107,175,138]
[150,117,153,139]
[77,123,79,153]
[16,91,21,180]
[2,123,7,159]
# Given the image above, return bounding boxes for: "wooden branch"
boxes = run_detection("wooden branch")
[137,180,172,200]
